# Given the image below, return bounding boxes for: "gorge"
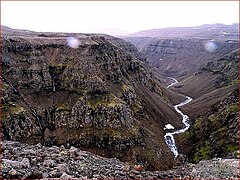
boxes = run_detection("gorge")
[1,24,239,179]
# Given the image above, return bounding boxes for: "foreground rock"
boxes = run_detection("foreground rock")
[2,141,239,179]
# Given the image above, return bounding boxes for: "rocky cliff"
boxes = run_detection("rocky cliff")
[1,26,186,170]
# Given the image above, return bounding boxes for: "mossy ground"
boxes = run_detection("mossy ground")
[2,102,26,119]
[85,92,122,109]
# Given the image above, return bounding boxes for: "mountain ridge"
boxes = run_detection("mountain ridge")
[126,23,239,40]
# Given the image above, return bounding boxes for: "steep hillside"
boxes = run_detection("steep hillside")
[1,26,185,170]
[172,49,238,117]
[171,50,239,163]
[176,89,238,163]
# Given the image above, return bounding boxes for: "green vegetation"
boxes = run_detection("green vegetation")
[66,56,75,61]
[232,79,239,85]
[193,117,203,129]
[122,84,132,92]
[190,99,238,163]
[208,115,219,127]
[2,103,26,119]
[227,103,238,113]
[65,127,140,141]
[180,131,191,140]
[225,62,232,69]
[86,92,122,109]
[226,144,239,153]
[194,141,211,162]
[130,102,142,113]
[142,149,156,160]
[9,104,25,114]
[3,82,9,90]
[216,127,227,134]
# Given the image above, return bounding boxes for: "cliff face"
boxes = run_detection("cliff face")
[2,26,185,170]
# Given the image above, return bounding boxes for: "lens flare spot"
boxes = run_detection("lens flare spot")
[66,37,80,48]
[204,41,217,52]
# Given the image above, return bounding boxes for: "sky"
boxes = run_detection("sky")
[1,1,239,35]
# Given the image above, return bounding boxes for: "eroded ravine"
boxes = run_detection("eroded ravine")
[164,77,193,157]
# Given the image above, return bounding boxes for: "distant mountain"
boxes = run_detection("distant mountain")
[128,23,239,40]
[85,28,130,36]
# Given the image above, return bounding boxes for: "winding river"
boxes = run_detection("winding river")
[164,77,193,157]
[166,77,179,88]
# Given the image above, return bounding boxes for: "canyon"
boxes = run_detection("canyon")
[123,23,239,165]
[1,24,239,178]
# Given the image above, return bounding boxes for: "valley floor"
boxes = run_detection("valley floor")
[2,141,239,179]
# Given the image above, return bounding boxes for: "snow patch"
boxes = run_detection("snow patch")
[164,124,175,130]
